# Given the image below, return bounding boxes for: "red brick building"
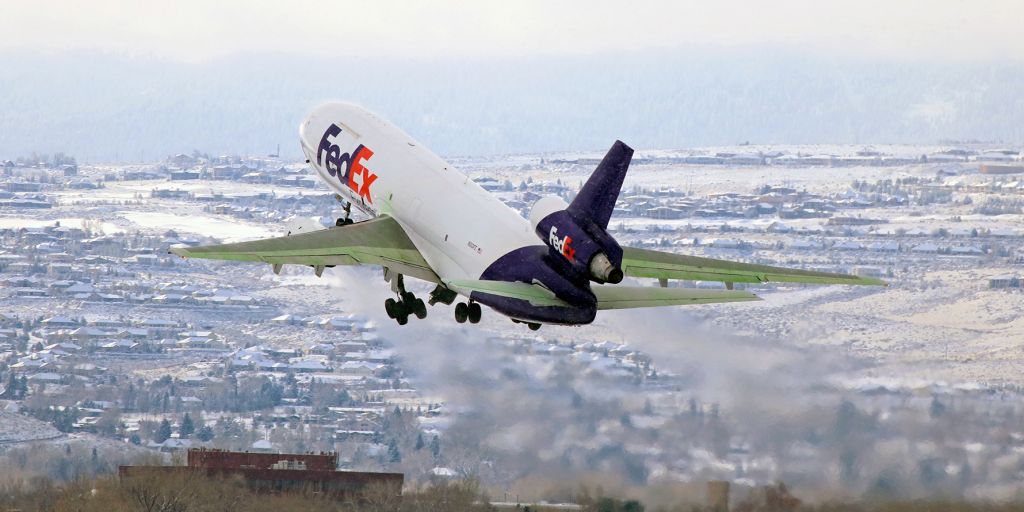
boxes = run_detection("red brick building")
[120,448,403,499]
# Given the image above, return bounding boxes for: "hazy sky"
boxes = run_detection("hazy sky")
[2,0,1022,61]
[2,1,1022,161]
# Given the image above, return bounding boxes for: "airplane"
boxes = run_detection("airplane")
[170,102,884,330]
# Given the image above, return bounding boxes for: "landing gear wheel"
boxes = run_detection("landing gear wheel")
[468,302,482,324]
[384,298,398,319]
[396,311,409,325]
[413,298,427,319]
[454,302,469,323]
[527,322,541,331]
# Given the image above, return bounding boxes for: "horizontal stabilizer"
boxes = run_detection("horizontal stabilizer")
[444,279,570,307]
[593,285,761,310]
[621,247,886,286]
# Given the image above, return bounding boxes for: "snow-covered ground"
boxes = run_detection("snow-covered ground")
[0,407,63,445]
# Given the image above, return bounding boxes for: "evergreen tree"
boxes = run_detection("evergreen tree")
[155,419,172,443]
[430,435,440,459]
[180,413,195,438]
[415,432,424,451]
[337,389,352,406]
[197,425,215,442]
[3,373,16,398]
[387,439,401,463]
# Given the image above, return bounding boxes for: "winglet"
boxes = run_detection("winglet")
[568,140,633,229]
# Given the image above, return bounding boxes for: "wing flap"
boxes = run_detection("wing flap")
[593,285,761,310]
[169,216,440,283]
[621,247,885,286]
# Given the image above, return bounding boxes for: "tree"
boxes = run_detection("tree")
[430,435,441,459]
[387,439,401,463]
[3,373,16,399]
[415,432,425,451]
[196,425,214,442]
[155,419,172,443]
[180,413,195,438]
[337,389,353,406]
[96,408,122,437]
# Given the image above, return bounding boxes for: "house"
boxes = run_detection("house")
[989,274,1020,289]
[787,240,823,250]
[338,361,380,377]
[41,316,80,329]
[251,439,275,453]
[867,242,900,253]
[44,342,82,353]
[150,438,193,452]
[71,327,111,341]
[832,241,864,251]
[950,245,984,256]
[305,343,334,356]
[271,314,303,325]
[98,340,142,353]
[289,359,333,372]
[179,396,203,408]
[27,372,64,384]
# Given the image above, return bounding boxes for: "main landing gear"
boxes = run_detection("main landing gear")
[512,319,541,331]
[454,301,481,324]
[383,270,426,326]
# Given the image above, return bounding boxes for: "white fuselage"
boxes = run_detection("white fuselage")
[298,102,538,283]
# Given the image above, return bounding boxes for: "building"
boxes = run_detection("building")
[119,448,403,500]
[988,274,1020,289]
[980,164,1024,175]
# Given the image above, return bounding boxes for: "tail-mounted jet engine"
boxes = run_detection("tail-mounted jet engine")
[529,196,624,284]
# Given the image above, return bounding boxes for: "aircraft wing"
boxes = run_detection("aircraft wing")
[168,216,440,283]
[620,247,885,286]
[593,285,761,310]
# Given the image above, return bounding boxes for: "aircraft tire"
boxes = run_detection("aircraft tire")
[468,302,481,324]
[454,302,468,323]
[528,322,541,331]
[396,312,409,325]
[413,298,427,319]
[384,298,398,319]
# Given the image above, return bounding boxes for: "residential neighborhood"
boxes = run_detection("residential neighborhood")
[3,144,1024,499]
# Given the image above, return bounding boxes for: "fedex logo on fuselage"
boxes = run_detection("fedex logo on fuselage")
[316,124,377,204]
[549,226,576,262]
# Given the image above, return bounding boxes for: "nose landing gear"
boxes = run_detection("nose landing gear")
[335,199,354,226]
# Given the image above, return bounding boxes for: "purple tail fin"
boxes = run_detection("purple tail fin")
[568,140,634,229]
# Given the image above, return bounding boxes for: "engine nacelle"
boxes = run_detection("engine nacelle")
[529,196,624,284]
